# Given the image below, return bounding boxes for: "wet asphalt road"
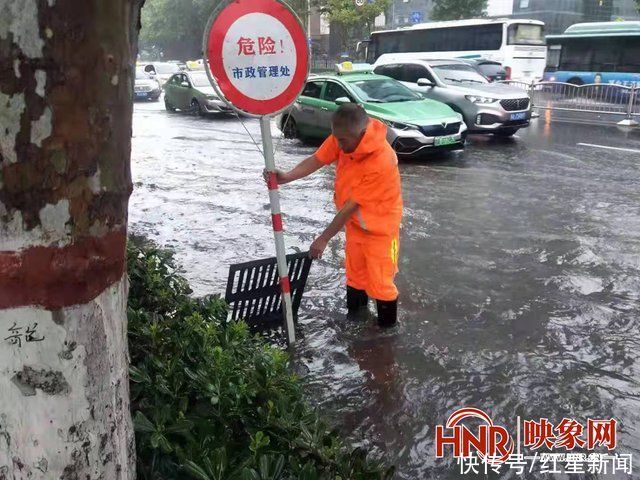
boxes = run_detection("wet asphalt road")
[130,100,640,479]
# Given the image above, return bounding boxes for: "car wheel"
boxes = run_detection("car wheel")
[281,115,299,139]
[164,99,176,112]
[493,128,518,137]
[191,99,204,116]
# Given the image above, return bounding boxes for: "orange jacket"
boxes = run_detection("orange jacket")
[315,119,403,239]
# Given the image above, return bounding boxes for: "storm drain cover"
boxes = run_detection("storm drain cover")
[224,252,312,327]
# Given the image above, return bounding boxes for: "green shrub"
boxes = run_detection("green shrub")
[127,238,394,480]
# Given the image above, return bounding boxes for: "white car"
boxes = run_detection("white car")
[142,62,182,87]
[374,56,532,136]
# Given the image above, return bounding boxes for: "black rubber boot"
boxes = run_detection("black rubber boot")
[347,286,368,314]
[376,299,398,328]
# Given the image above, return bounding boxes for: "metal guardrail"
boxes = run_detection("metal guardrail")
[498,80,639,127]
[310,58,333,72]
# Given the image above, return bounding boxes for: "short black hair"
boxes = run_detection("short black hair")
[332,103,369,132]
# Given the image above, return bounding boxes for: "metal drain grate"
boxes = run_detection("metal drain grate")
[224,252,312,327]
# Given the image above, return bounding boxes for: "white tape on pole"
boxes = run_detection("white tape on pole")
[260,117,296,344]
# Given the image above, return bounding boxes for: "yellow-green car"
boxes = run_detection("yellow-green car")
[164,71,232,115]
[279,68,467,156]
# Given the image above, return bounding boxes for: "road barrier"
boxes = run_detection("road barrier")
[310,57,332,72]
[498,80,639,127]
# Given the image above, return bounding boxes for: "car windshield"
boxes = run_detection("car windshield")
[153,63,179,74]
[348,78,420,103]
[135,70,152,80]
[190,72,211,88]
[432,64,489,85]
[478,63,505,77]
[508,24,545,46]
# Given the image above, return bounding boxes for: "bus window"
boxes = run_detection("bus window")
[546,45,561,72]
[590,38,619,72]
[467,24,503,50]
[508,24,545,45]
[619,39,640,73]
[370,23,503,58]
[356,40,370,62]
[559,40,592,71]
[427,25,502,51]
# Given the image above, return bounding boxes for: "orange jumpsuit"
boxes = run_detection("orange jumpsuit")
[315,119,403,301]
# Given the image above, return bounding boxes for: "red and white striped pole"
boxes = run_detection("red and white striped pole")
[260,116,296,344]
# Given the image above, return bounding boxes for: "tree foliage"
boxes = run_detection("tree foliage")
[311,0,389,54]
[312,0,389,29]
[138,0,213,59]
[139,0,309,60]
[430,0,487,21]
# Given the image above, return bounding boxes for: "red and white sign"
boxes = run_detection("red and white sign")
[204,0,309,116]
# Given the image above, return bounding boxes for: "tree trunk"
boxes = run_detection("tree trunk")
[0,0,142,478]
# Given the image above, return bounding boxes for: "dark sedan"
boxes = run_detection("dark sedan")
[459,58,508,82]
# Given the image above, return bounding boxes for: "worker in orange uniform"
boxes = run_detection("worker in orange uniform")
[267,104,403,327]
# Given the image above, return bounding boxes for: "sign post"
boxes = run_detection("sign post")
[204,0,309,344]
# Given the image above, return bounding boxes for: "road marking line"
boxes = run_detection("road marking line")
[577,143,640,154]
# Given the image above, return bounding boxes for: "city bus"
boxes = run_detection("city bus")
[544,21,640,87]
[359,19,546,81]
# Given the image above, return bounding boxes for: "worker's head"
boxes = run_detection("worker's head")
[331,104,369,153]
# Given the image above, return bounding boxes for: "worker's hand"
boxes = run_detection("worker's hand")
[309,235,329,259]
[263,168,289,186]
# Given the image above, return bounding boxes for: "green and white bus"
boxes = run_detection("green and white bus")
[544,21,640,87]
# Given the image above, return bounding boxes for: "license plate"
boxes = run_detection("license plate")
[434,135,457,147]
[135,92,147,97]
[511,112,527,121]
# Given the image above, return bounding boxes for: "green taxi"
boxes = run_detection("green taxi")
[279,66,466,155]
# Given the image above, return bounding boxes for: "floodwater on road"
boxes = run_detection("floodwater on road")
[130,100,640,479]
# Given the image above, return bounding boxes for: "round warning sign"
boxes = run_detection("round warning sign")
[204,0,309,116]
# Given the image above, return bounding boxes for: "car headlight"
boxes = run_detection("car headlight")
[379,118,418,131]
[465,95,498,104]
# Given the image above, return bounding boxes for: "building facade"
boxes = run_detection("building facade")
[386,0,434,28]
[511,0,640,34]
[388,0,640,35]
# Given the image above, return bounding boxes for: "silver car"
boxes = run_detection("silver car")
[373,58,532,136]
[134,69,162,101]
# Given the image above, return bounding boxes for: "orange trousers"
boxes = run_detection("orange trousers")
[345,230,400,302]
